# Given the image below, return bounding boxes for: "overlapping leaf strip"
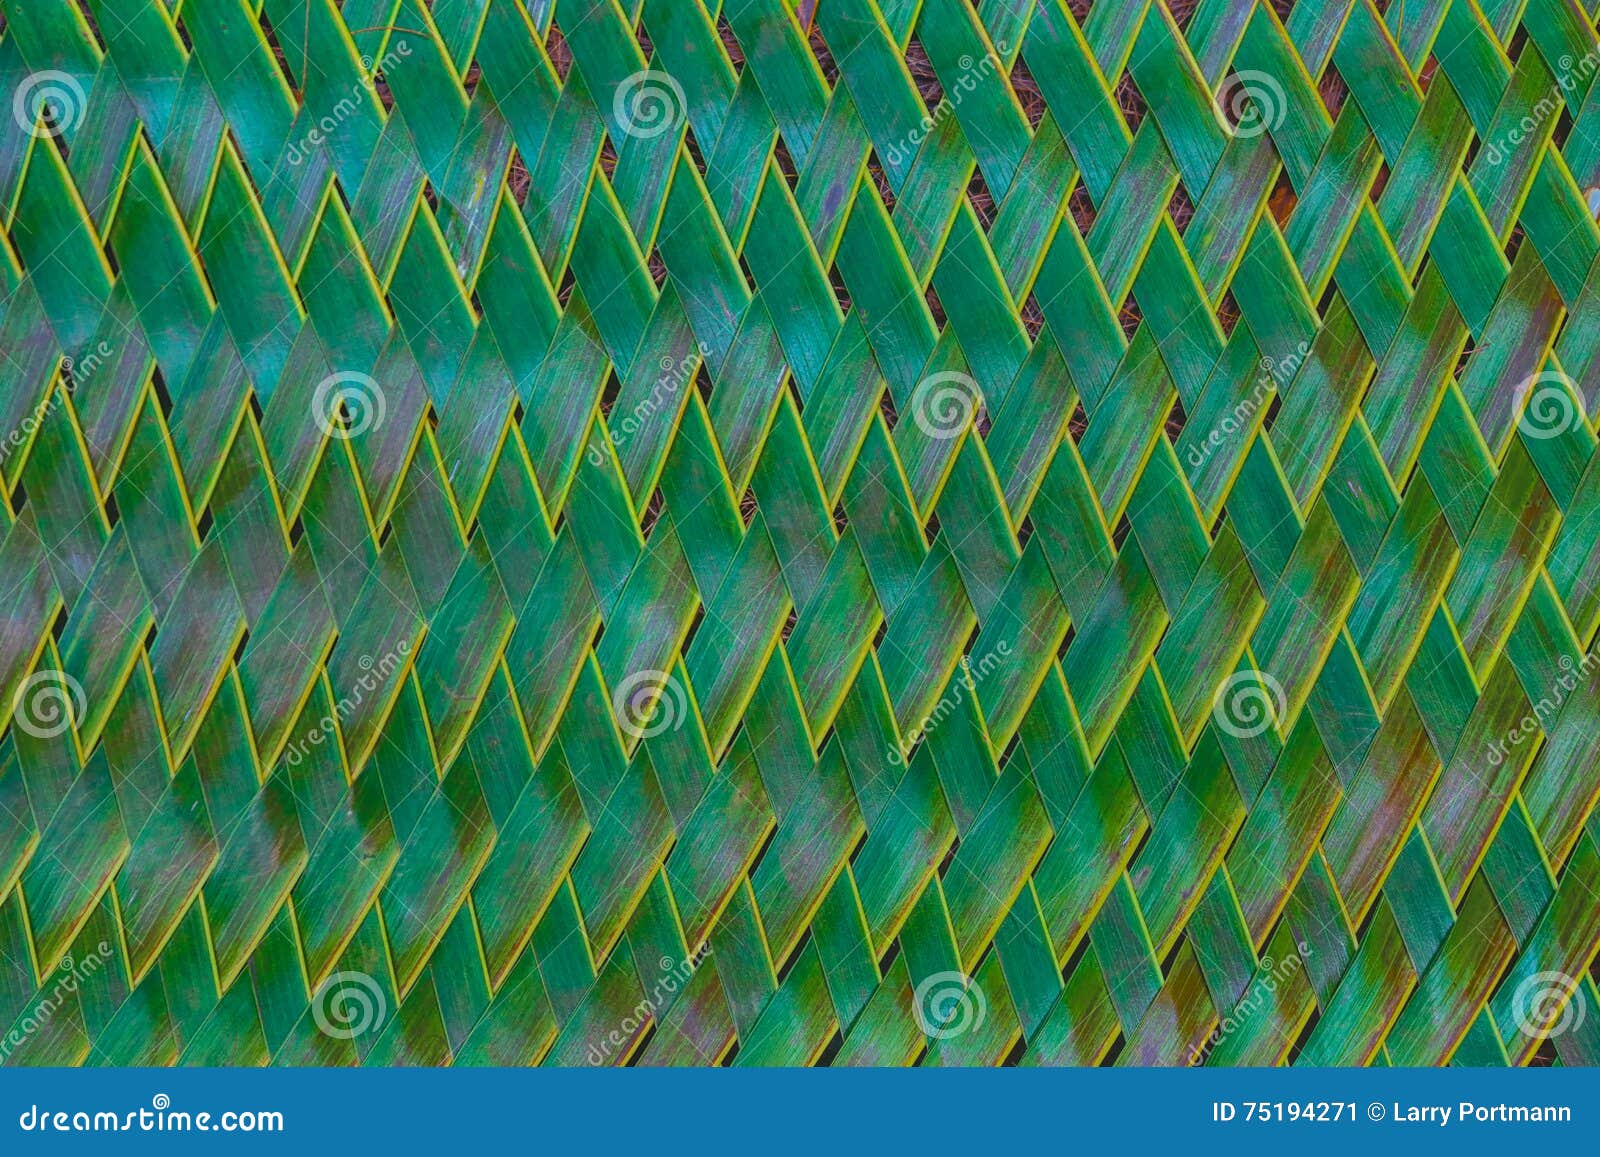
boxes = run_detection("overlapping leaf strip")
[1,0,1598,1067]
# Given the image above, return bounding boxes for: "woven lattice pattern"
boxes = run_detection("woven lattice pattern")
[2,0,1599,1067]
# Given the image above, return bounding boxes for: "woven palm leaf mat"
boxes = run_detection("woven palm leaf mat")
[3,0,1600,1069]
